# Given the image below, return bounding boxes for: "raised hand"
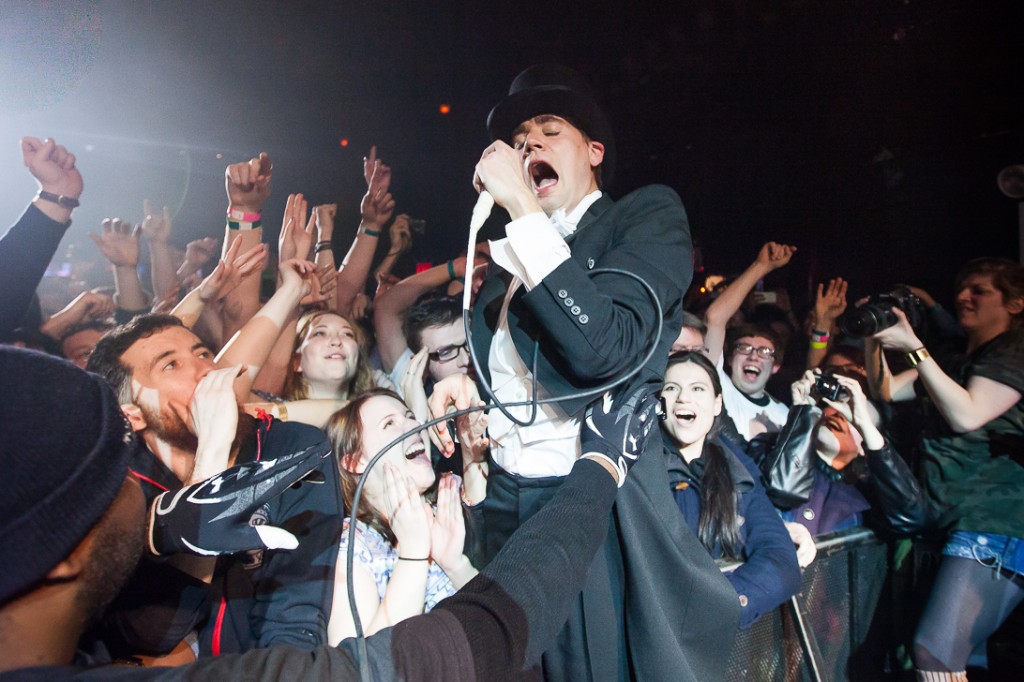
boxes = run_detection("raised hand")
[198,237,268,303]
[381,463,433,560]
[581,381,663,486]
[141,199,173,244]
[401,348,430,423]
[21,136,83,200]
[754,241,797,273]
[388,214,413,255]
[183,237,220,272]
[279,193,315,263]
[815,278,848,329]
[430,474,468,572]
[225,151,272,213]
[89,218,140,267]
[314,203,337,242]
[173,365,246,483]
[148,438,332,556]
[360,149,395,228]
[427,373,483,457]
[790,369,819,407]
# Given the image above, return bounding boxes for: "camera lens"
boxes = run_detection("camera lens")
[841,305,897,338]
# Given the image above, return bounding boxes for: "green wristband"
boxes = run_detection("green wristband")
[446,260,456,280]
[361,227,381,237]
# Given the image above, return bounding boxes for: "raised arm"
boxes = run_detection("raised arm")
[220,152,272,340]
[373,254,477,372]
[373,213,413,283]
[1,137,83,337]
[872,308,1022,432]
[336,146,395,316]
[806,277,848,370]
[704,242,796,364]
[218,258,324,399]
[171,237,267,329]
[141,200,180,301]
[39,291,115,340]
[89,218,149,316]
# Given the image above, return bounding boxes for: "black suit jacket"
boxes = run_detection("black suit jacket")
[471,185,741,681]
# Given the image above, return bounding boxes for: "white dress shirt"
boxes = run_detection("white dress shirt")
[486,191,602,477]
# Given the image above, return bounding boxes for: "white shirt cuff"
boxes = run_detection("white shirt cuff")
[504,212,571,290]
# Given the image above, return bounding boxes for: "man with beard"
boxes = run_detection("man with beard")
[86,314,342,660]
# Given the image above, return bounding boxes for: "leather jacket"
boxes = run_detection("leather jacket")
[747,405,933,536]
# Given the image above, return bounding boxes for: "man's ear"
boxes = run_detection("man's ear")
[588,140,605,168]
[1007,296,1024,316]
[771,363,782,376]
[121,404,148,432]
[46,534,92,582]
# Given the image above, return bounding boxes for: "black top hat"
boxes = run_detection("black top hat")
[487,64,616,185]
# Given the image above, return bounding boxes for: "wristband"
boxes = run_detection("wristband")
[811,329,829,338]
[36,190,80,209]
[397,556,430,562]
[810,340,829,350]
[227,207,261,221]
[314,240,333,254]
[446,260,456,280]
[905,347,931,367]
[361,227,381,237]
[227,219,261,231]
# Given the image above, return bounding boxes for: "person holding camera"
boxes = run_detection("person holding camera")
[746,364,927,538]
[865,257,1024,682]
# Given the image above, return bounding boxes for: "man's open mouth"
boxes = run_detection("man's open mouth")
[529,161,559,192]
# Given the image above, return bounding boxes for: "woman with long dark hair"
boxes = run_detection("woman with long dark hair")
[660,351,802,628]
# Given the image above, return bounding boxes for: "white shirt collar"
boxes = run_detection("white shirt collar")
[549,190,602,238]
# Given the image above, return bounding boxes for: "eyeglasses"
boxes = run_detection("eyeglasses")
[428,342,469,363]
[732,343,776,359]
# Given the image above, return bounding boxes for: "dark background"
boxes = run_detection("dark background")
[1,0,1022,312]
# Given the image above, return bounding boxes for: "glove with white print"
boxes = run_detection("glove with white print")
[581,380,663,487]
[147,442,330,556]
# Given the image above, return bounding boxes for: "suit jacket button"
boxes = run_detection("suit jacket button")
[587,258,595,269]
[558,289,568,298]
[738,595,749,607]
[571,306,582,315]
[564,297,574,306]
[802,508,816,521]
[579,314,589,324]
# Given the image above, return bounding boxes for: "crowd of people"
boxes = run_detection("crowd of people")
[1,65,1022,682]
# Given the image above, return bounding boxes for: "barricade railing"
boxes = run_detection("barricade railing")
[720,527,893,682]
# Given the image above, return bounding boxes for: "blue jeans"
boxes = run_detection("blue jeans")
[942,531,1024,577]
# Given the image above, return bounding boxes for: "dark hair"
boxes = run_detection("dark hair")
[283,311,374,400]
[665,351,742,559]
[60,319,115,346]
[325,388,408,546]
[679,311,707,336]
[726,323,784,366]
[402,297,462,353]
[955,257,1024,324]
[86,314,186,403]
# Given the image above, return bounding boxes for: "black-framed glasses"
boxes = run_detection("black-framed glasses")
[732,343,776,358]
[428,342,469,363]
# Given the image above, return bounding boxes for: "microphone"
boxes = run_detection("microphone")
[463,191,494,310]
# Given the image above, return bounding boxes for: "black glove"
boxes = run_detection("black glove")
[581,381,663,487]
[147,442,331,556]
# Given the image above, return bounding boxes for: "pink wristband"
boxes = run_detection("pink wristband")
[227,207,262,222]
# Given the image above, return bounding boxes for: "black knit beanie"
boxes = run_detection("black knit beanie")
[0,347,133,604]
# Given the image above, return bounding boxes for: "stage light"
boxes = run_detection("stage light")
[340,138,349,147]
[439,104,451,115]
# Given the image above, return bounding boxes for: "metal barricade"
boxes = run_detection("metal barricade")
[722,527,893,682]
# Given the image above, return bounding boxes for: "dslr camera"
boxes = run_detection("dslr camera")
[840,286,924,338]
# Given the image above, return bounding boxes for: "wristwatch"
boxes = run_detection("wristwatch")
[36,190,80,209]
[906,347,931,367]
